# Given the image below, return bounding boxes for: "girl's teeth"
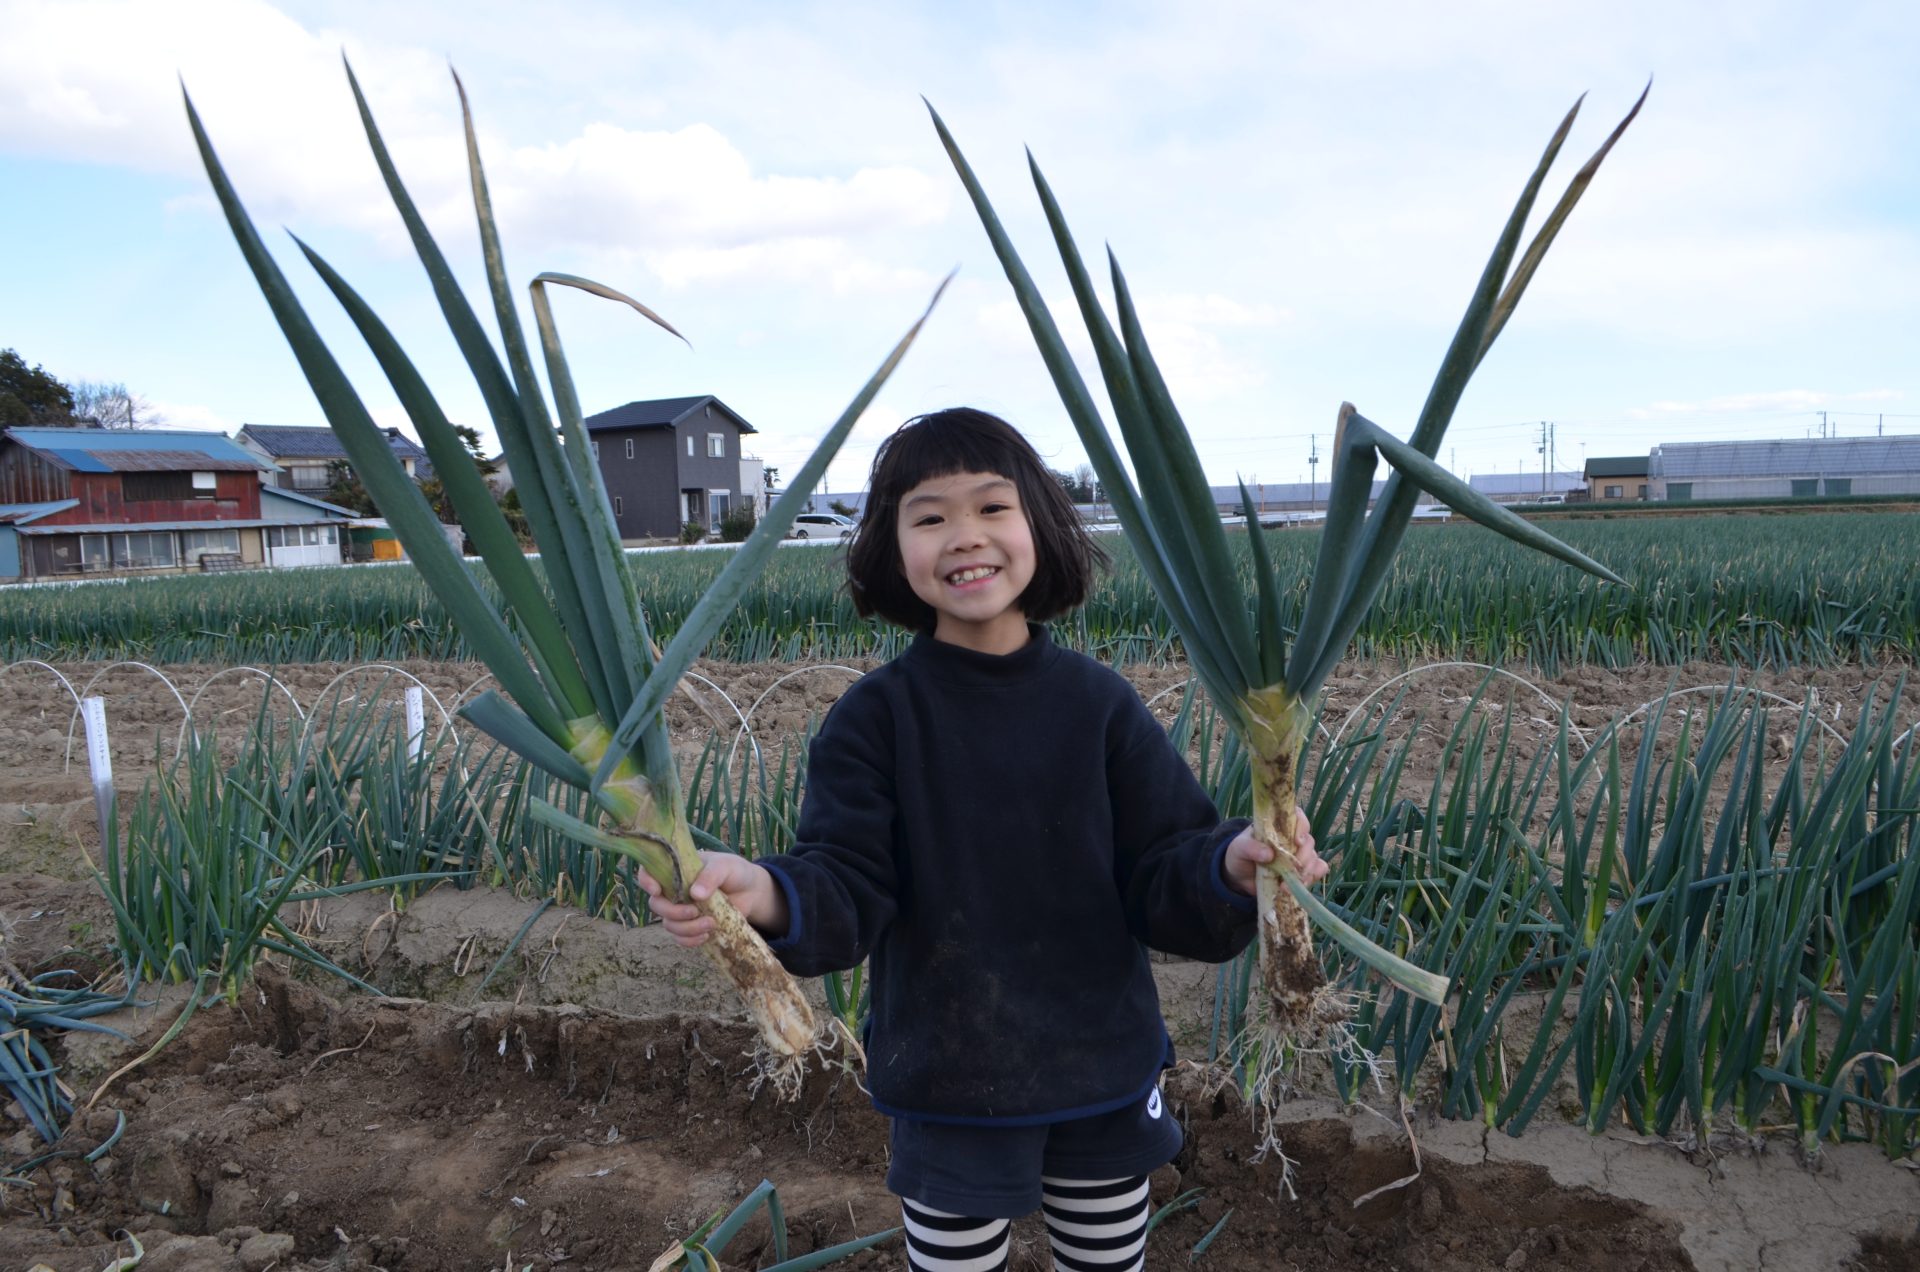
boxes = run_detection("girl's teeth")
[949,566,996,584]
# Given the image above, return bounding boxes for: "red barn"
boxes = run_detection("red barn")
[0,427,349,580]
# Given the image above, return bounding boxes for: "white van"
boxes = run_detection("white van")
[786,512,856,539]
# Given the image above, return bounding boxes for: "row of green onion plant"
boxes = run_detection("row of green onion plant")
[4,509,1915,670]
[96,694,471,1000]
[932,88,1644,1053]
[85,649,1918,1156]
[188,61,945,1076]
[1190,675,1920,1159]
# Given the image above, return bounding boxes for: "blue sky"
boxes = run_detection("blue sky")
[3,0,1916,494]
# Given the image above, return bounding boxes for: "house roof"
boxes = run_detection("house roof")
[261,487,358,519]
[1469,471,1586,496]
[1651,436,1920,480]
[583,395,757,436]
[239,424,428,460]
[1585,456,1648,478]
[5,427,270,473]
[12,518,339,536]
[0,499,79,525]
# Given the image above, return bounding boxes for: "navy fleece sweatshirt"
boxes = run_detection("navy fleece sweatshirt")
[758,625,1256,1124]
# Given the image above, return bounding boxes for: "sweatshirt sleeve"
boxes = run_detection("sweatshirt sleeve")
[757,689,900,978]
[1109,690,1257,962]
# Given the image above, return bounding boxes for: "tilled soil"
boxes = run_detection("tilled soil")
[1,654,1916,1270]
[0,966,1697,1272]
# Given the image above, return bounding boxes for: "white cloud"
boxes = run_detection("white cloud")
[973,290,1275,405]
[0,0,949,292]
[143,398,234,433]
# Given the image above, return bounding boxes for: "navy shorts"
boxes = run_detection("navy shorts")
[885,1082,1183,1219]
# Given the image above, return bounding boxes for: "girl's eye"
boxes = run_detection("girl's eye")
[913,515,942,527]
[981,502,1009,514]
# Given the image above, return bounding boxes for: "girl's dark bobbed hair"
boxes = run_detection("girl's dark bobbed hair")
[845,407,1106,630]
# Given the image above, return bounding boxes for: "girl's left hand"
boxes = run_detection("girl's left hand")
[1223,808,1326,895]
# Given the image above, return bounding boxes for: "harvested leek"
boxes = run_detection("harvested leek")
[187,63,943,1079]
[932,87,1644,1037]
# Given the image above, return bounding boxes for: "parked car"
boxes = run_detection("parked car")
[786,512,856,539]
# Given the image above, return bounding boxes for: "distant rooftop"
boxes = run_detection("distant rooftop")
[1651,436,1920,480]
[583,395,756,435]
[5,427,269,473]
[1469,471,1585,497]
[239,424,426,460]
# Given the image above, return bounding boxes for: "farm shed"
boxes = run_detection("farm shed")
[583,395,760,540]
[259,487,356,568]
[0,427,352,581]
[1649,435,1920,501]
[1469,470,1586,504]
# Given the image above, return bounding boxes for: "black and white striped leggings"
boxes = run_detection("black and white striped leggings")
[901,1175,1150,1271]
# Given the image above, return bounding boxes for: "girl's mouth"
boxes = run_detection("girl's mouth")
[946,565,999,586]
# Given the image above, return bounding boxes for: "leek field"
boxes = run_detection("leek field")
[2,511,1916,669]
[1,510,1917,1269]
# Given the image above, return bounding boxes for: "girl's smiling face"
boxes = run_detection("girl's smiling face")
[895,469,1037,655]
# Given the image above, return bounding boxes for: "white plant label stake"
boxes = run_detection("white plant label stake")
[81,695,114,834]
[404,686,425,763]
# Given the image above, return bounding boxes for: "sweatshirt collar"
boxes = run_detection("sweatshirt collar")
[904,622,1058,686]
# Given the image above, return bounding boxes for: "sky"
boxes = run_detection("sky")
[3,0,1917,496]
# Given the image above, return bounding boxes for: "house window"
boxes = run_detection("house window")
[614,496,623,516]
[1790,479,1818,498]
[625,437,635,460]
[1604,484,1623,499]
[1825,478,1852,496]
[707,433,725,458]
[181,529,241,561]
[79,535,109,569]
[325,526,337,544]
[1668,483,1693,501]
[686,435,694,458]
[1637,484,1649,499]
[291,463,330,490]
[122,472,193,502]
[192,471,217,496]
[113,531,176,569]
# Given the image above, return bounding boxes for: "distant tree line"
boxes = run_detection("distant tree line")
[1051,463,1099,504]
[1,347,162,429]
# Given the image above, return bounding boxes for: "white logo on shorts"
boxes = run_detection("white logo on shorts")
[1147,1088,1163,1119]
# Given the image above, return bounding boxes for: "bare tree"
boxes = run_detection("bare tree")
[67,380,163,429]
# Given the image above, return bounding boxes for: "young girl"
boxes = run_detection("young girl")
[645,407,1324,1271]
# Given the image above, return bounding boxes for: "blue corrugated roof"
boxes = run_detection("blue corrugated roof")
[15,518,334,536]
[0,499,79,525]
[261,487,357,518]
[6,427,266,467]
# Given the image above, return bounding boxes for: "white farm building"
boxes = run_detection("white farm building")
[1649,436,1920,502]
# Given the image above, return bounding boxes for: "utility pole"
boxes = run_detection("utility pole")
[1818,410,1828,439]
[1308,434,1319,514]
[1538,421,1550,495]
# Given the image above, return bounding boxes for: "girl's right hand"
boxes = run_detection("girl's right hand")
[637,850,787,947]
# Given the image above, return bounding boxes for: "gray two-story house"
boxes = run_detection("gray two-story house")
[585,396,757,539]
